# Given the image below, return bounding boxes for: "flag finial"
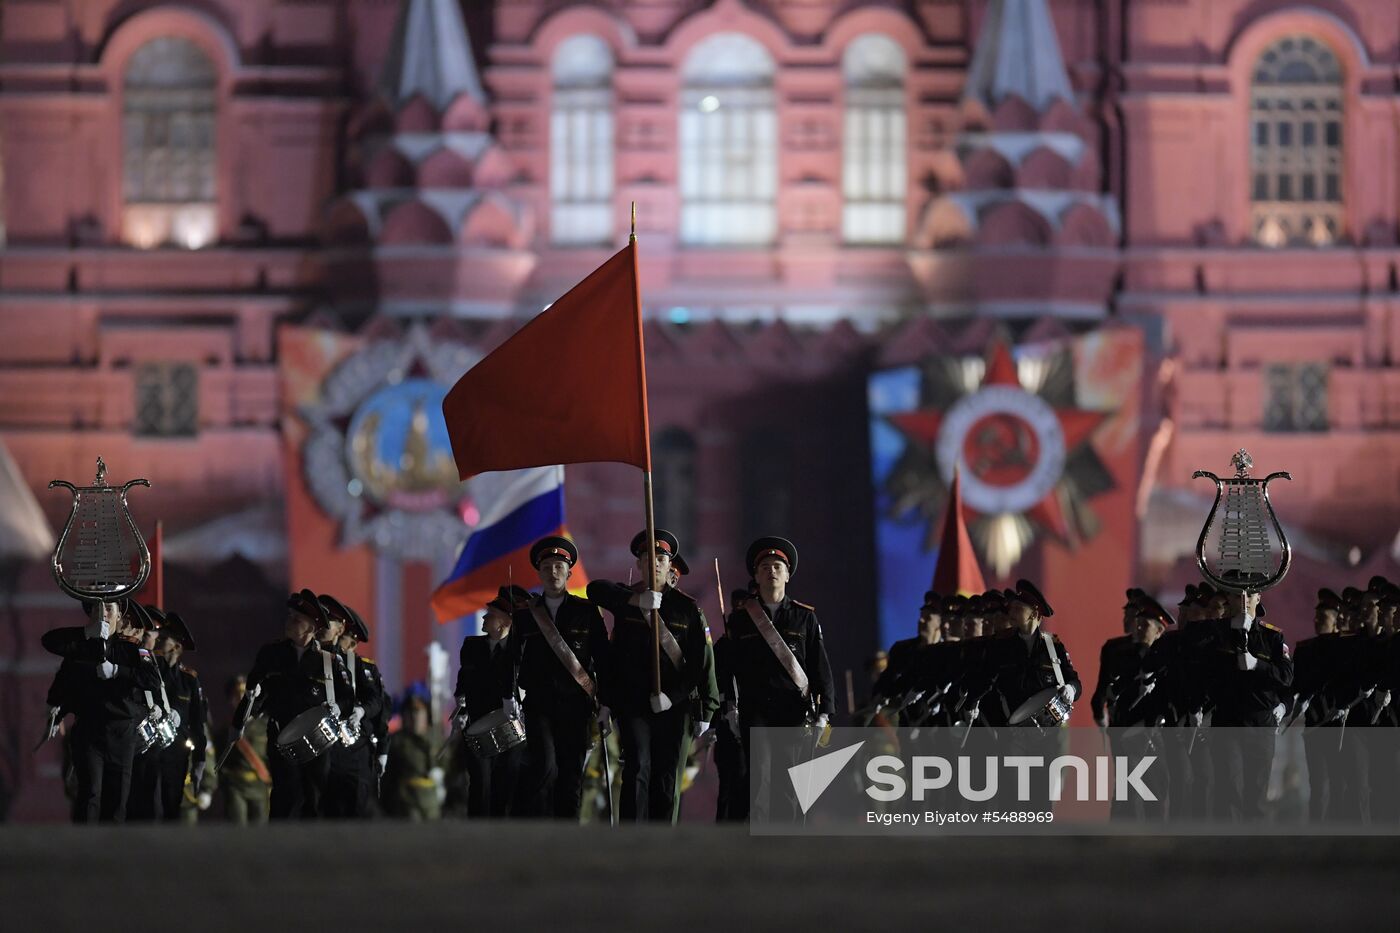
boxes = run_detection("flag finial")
[629,201,637,244]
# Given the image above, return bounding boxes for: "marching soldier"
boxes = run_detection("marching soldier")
[1091,589,1147,728]
[320,595,384,818]
[1291,588,1354,821]
[219,675,271,824]
[872,590,942,708]
[1199,579,1293,822]
[505,536,611,821]
[244,589,354,820]
[723,537,834,822]
[589,529,720,823]
[713,588,751,823]
[454,584,530,818]
[1103,595,1173,820]
[41,599,162,823]
[137,611,207,821]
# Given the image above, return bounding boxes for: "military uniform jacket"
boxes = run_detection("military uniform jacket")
[723,596,835,717]
[1292,633,1352,726]
[892,640,964,726]
[589,580,720,720]
[41,627,162,723]
[1196,616,1293,726]
[872,637,922,702]
[506,594,610,712]
[247,639,353,740]
[974,628,1081,727]
[456,635,515,721]
[1090,635,1137,723]
[157,658,208,752]
[1348,632,1396,727]
[1139,627,1212,726]
[344,652,386,748]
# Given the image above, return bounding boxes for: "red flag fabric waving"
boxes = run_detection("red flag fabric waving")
[931,468,986,597]
[443,242,651,479]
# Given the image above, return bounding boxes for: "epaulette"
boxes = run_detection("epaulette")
[1261,622,1281,633]
[180,665,198,676]
[360,656,377,666]
[793,600,815,611]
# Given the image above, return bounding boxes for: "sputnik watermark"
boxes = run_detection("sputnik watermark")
[864,754,1155,803]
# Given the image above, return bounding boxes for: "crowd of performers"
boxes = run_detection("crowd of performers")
[37,527,1400,825]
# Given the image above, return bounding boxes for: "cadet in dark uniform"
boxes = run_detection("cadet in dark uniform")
[244,589,354,820]
[318,595,384,818]
[1091,589,1147,728]
[1200,582,1294,822]
[41,598,162,823]
[590,529,720,823]
[504,536,611,821]
[454,584,530,818]
[872,590,942,711]
[1102,595,1172,820]
[1291,588,1353,821]
[723,537,835,822]
[136,611,206,821]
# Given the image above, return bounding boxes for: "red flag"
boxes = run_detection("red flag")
[443,242,651,479]
[931,468,986,597]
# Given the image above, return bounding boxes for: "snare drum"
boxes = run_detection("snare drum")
[276,705,341,763]
[463,706,526,758]
[1008,686,1073,729]
[136,707,181,755]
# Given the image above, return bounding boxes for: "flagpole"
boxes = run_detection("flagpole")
[630,202,666,708]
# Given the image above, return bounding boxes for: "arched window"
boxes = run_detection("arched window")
[843,35,906,244]
[653,428,698,551]
[550,35,614,245]
[1250,35,1343,247]
[679,33,777,246]
[123,37,218,249]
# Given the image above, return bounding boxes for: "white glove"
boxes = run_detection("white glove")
[724,707,740,735]
[1272,702,1287,725]
[453,706,471,733]
[1381,690,1392,709]
[597,705,612,738]
[349,706,366,729]
[84,615,111,640]
[1056,683,1076,703]
[503,697,521,719]
[1095,713,1108,729]
[196,791,212,811]
[429,766,446,804]
[638,590,663,611]
[377,754,388,775]
[1238,652,1259,671]
[96,660,117,680]
[815,714,830,732]
[693,720,710,740]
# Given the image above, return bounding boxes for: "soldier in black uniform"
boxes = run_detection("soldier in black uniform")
[1199,581,1293,821]
[590,529,720,823]
[1091,588,1147,728]
[501,536,611,821]
[244,589,355,820]
[1291,588,1356,821]
[872,590,942,711]
[1101,594,1172,820]
[453,584,529,818]
[723,537,834,822]
[133,611,206,821]
[41,598,162,822]
[319,595,384,818]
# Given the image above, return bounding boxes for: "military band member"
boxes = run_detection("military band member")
[502,536,611,821]
[723,537,834,822]
[319,595,383,818]
[1291,588,1354,821]
[454,584,531,818]
[1199,580,1293,822]
[589,529,720,823]
[1104,595,1172,820]
[972,581,1080,727]
[1091,589,1147,728]
[244,589,354,820]
[134,611,207,821]
[220,675,271,825]
[41,599,162,823]
[872,590,942,707]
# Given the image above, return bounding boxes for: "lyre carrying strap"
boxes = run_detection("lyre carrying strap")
[744,601,809,696]
[1041,631,1065,688]
[530,603,595,699]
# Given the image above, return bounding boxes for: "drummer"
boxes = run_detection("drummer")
[452,584,531,818]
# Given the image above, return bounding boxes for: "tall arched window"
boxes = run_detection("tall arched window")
[653,428,698,550]
[843,35,906,244]
[551,35,614,245]
[123,37,218,249]
[1250,35,1343,247]
[679,33,777,246]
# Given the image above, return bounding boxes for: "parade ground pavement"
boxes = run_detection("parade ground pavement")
[3,824,1399,931]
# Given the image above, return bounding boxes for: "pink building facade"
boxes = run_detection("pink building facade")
[2,0,1399,819]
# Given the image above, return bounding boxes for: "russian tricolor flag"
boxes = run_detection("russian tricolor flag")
[431,465,588,623]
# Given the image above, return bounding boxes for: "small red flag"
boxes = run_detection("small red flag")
[931,468,986,597]
[443,242,651,479]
